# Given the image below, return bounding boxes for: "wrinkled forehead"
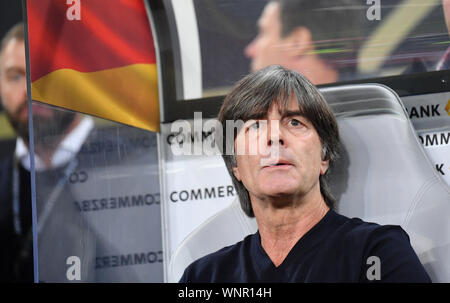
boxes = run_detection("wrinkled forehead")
[0,38,25,68]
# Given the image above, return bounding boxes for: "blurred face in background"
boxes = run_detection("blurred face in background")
[0,37,28,139]
[0,37,75,143]
[244,2,294,72]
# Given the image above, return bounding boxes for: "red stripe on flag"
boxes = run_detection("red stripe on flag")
[27,0,156,82]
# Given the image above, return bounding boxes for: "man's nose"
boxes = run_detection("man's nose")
[267,121,285,147]
[244,38,256,58]
[268,137,284,147]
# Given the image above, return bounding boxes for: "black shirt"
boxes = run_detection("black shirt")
[13,163,34,282]
[179,209,431,282]
[0,157,34,282]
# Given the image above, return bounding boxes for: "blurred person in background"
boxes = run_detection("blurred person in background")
[0,23,95,282]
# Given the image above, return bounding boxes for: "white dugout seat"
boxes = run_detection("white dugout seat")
[168,84,450,282]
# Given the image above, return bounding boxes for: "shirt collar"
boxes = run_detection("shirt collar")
[15,116,94,171]
[251,208,337,277]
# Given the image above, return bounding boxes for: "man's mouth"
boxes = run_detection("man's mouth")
[263,160,294,168]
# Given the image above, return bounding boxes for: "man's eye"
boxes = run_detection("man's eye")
[7,73,24,82]
[289,119,302,127]
[249,121,260,130]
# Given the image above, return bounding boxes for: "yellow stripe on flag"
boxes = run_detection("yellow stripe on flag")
[31,64,160,132]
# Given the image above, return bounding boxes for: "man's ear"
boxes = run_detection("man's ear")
[320,159,330,176]
[285,26,313,58]
[232,165,241,181]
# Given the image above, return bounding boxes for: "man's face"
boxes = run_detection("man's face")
[0,38,28,137]
[245,2,293,72]
[0,37,70,141]
[232,96,329,204]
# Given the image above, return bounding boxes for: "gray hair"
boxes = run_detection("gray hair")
[217,65,340,217]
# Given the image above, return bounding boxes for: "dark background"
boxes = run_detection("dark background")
[0,0,23,39]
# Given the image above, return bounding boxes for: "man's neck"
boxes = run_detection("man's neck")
[252,191,329,267]
[290,54,338,85]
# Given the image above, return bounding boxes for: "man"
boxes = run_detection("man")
[179,65,431,282]
[0,23,95,282]
[244,0,365,84]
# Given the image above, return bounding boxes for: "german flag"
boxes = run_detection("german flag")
[26,0,159,132]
